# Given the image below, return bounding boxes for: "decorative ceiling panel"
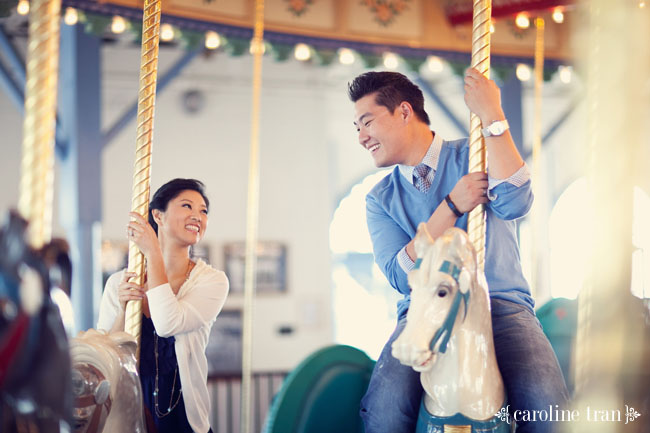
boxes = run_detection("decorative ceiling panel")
[265,0,336,31]
[85,0,571,60]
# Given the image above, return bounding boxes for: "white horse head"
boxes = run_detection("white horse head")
[392,225,505,420]
[70,329,146,433]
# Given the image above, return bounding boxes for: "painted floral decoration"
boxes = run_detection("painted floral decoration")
[285,0,315,17]
[361,0,411,26]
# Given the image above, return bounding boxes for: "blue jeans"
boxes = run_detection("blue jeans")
[360,299,569,433]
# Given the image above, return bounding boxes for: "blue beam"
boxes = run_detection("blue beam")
[501,72,524,155]
[414,76,469,137]
[58,23,103,332]
[102,48,200,149]
[0,59,23,111]
[0,26,26,89]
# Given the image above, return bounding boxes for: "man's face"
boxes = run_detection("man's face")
[354,93,407,167]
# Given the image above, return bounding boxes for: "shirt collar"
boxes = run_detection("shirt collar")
[398,132,443,185]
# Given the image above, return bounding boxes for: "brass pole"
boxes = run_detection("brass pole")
[18,0,62,249]
[530,17,544,299]
[467,0,492,269]
[124,0,162,356]
[241,1,265,431]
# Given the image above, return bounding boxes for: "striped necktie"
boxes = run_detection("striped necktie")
[413,163,431,193]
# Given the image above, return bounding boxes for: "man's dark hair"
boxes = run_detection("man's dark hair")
[348,71,430,125]
[148,178,209,235]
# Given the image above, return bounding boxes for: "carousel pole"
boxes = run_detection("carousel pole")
[241,0,265,431]
[530,17,545,299]
[18,0,62,249]
[124,0,163,356]
[467,0,492,268]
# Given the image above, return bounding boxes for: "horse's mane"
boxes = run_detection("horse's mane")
[70,329,136,399]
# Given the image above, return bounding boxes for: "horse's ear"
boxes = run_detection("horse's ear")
[414,223,434,260]
[449,228,476,274]
[458,269,471,294]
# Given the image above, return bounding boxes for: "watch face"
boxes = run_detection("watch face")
[490,122,506,135]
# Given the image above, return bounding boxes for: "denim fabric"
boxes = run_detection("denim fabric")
[491,299,569,433]
[360,316,423,433]
[360,299,569,433]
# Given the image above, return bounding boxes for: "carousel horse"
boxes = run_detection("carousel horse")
[392,225,509,433]
[0,211,74,432]
[70,329,146,433]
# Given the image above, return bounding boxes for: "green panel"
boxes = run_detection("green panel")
[264,345,375,433]
[537,298,578,392]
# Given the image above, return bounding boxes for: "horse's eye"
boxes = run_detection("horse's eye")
[437,289,448,298]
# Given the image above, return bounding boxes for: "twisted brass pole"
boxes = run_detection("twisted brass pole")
[467,0,491,269]
[530,17,544,299]
[18,0,62,249]
[241,1,265,431]
[124,0,162,355]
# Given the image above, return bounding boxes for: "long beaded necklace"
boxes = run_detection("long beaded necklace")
[153,259,193,418]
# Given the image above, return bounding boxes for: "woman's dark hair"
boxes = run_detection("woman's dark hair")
[148,178,209,235]
[348,71,430,125]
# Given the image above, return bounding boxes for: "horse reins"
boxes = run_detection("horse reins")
[413,259,471,354]
[74,363,112,433]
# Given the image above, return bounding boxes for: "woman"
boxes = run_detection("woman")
[98,178,229,433]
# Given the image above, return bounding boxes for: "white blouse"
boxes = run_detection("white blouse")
[97,259,229,433]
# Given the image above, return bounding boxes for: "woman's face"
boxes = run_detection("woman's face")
[155,189,208,246]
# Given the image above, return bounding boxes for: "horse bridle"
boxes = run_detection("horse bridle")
[414,259,471,354]
[74,363,112,433]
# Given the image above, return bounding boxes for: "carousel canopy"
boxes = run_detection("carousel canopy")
[31,0,574,75]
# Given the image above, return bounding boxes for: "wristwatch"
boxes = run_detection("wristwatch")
[481,119,509,137]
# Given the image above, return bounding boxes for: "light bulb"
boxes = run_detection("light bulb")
[516,63,532,82]
[383,53,399,69]
[111,16,126,34]
[160,24,175,42]
[205,31,220,50]
[558,65,572,84]
[294,43,311,61]
[339,48,355,65]
[64,7,78,26]
[17,0,29,15]
[426,56,443,73]
[515,13,530,29]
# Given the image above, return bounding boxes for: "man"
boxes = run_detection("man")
[349,70,568,433]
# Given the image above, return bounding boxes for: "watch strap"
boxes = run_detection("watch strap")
[481,119,509,138]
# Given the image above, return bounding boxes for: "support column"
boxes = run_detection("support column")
[58,23,103,332]
[501,71,524,156]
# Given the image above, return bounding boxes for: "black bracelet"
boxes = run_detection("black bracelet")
[445,194,464,218]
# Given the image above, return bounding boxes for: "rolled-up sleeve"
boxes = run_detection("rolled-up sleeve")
[487,163,533,220]
[366,195,411,295]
